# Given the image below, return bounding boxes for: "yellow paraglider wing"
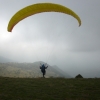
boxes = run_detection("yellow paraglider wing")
[7,3,81,32]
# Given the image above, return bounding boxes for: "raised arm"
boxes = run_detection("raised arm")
[45,66,48,69]
[40,66,42,69]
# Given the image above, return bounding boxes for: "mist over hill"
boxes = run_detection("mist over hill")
[0,59,71,78]
[0,56,14,63]
[52,65,72,78]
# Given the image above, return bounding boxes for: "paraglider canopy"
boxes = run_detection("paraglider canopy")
[7,3,81,32]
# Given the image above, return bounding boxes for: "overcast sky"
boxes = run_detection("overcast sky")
[0,0,100,78]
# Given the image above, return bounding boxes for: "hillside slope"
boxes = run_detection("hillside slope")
[0,61,71,78]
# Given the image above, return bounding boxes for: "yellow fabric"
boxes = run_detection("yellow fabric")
[7,3,81,32]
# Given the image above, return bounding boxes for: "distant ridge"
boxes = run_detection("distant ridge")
[0,56,14,63]
[52,65,72,78]
[0,60,71,78]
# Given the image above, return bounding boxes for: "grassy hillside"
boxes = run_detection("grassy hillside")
[0,62,71,78]
[0,77,100,100]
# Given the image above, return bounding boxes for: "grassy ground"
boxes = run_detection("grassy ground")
[0,77,100,100]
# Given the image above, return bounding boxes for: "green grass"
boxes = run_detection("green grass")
[0,77,100,100]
